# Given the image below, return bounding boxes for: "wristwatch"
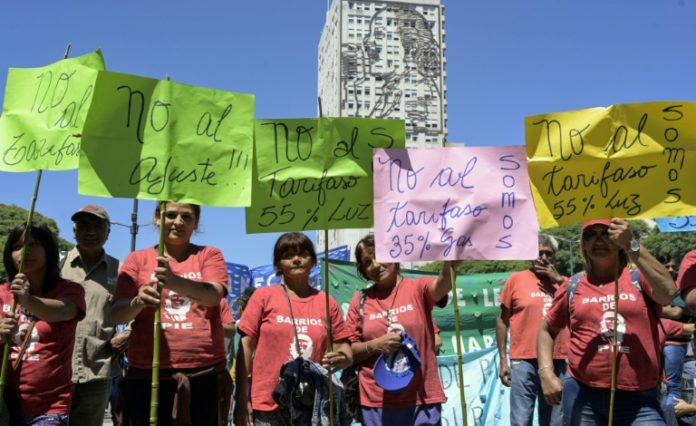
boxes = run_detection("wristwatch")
[629,238,640,254]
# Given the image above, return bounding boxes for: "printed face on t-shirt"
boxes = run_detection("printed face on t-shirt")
[290,333,314,359]
[600,310,626,343]
[11,311,40,362]
[164,291,192,322]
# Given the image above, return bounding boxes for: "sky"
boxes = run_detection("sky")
[1,0,695,267]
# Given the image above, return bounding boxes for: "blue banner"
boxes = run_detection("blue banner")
[439,348,511,426]
[656,216,696,233]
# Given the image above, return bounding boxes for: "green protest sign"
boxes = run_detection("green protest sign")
[79,71,255,206]
[326,260,508,355]
[0,50,105,171]
[246,117,405,233]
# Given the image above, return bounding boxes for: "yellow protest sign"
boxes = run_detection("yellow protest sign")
[246,117,405,233]
[79,71,254,206]
[0,50,105,171]
[526,101,696,228]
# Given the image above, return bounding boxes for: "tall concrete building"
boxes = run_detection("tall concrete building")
[317,0,447,259]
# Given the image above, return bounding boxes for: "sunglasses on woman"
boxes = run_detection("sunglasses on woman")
[582,228,610,241]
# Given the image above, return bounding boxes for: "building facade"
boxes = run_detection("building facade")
[317,0,447,258]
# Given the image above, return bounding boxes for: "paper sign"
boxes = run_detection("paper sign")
[79,71,255,206]
[0,50,105,171]
[526,101,696,228]
[246,117,405,233]
[656,216,696,233]
[373,146,539,262]
[256,117,397,179]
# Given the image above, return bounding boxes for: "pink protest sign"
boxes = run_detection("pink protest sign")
[373,146,540,262]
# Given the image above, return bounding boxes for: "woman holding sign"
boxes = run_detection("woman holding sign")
[0,222,85,425]
[537,218,676,425]
[345,234,457,426]
[112,202,231,426]
[235,231,353,426]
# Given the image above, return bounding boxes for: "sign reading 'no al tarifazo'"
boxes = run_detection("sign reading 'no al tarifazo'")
[0,50,105,172]
[526,101,696,229]
[246,117,405,233]
[373,146,539,263]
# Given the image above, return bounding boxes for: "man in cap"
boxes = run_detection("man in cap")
[497,233,568,426]
[61,205,127,426]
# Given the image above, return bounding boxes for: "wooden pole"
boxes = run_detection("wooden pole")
[450,264,468,426]
[607,252,621,426]
[317,96,335,426]
[150,201,166,425]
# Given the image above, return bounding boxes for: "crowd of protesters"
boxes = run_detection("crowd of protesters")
[2,207,696,426]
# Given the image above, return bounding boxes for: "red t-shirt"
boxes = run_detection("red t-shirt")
[0,280,86,416]
[499,269,569,359]
[345,277,446,408]
[678,250,696,296]
[545,269,661,391]
[220,298,234,326]
[237,285,351,411]
[660,319,685,345]
[115,245,229,369]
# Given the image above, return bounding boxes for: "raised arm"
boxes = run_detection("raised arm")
[429,261,460,303]
[610,218,677,305]
[11,274,79,322]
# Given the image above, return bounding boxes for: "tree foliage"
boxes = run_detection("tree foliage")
[0,203,73,280]
[418,220,696,277]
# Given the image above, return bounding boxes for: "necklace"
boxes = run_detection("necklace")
[373,276,403,330]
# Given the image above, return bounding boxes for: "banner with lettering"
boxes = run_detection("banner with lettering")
[373,146,539,262]
[656,216,696,233]
[245,117,405,233]
[79,71,254,206]
[0,50,105,171]
[326,259,508,356]
[438,350,511,426]
[526,102,696,229]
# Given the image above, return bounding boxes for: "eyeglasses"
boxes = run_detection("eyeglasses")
[582,228,610,241]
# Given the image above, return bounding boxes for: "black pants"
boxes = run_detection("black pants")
[120,368,226,426]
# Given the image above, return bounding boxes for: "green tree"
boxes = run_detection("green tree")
[0,203,73,280]
[641,228,696,265]
[418,259,530,274]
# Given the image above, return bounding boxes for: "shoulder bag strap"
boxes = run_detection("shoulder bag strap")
[281,284,304,358]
